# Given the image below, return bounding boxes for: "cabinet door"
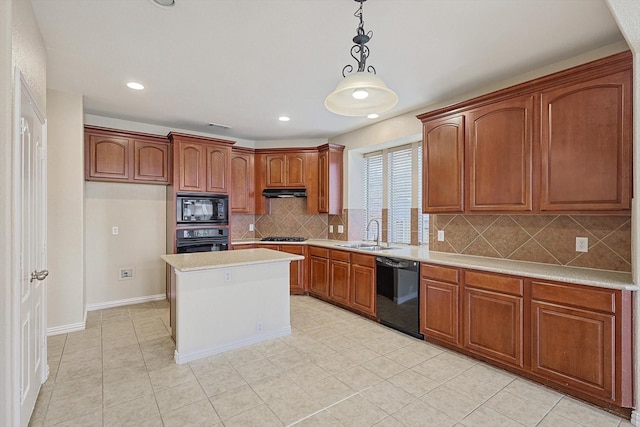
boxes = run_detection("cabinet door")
[330,259,350,305]
[350,256,375,316]
[280,245,306,294]
[206,145,229,193]
[463,271,524,367]
[265,154,286,187]
[230,152,255,213]
[422,115,464,212]
[421,279,459,346]
[318,150,329,213]
[309,256,329,298]
[540,70,632,211]
[467,95,534,211]
[133,140,169,183]
[178,143,206,192]
[286,153,306,187]
[87,135,130,180]
[532,301,614,400]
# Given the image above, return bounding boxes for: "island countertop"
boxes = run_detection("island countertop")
[162,248,304,272]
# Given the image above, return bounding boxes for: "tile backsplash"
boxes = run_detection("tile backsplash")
[231,198,328,240]
[429,214,631,272]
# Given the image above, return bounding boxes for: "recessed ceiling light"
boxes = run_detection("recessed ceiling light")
[126,82,144,90]
[278,116,290,122]
[148,0,175,8]
[367,113,379,119]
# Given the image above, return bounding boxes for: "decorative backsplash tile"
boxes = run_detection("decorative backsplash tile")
[430,214,631,272]
[231,198,328,240]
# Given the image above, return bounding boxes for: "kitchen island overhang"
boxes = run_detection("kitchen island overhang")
[162,248,304,364]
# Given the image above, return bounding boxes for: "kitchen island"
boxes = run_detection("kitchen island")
[162,248,304,364]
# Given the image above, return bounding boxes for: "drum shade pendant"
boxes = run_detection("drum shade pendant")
[325,0,398,117]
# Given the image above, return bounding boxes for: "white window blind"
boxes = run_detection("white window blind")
[364,151,383,241]
[388,146,412,244]
[418,144,429,246]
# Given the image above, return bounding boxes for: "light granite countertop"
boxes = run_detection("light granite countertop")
[233,239,636,291]
[162,248,305,272]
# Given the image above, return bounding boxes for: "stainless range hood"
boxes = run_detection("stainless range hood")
[262,188,307,198]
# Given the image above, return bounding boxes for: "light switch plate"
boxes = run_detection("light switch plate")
[249,223,254,231]
[337,225,344,233]
[329,225,334,233]
[437,230,445,241]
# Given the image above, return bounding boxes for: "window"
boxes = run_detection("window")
[363,151,383,241]
[362,142,429,246]
[388,146,412,244]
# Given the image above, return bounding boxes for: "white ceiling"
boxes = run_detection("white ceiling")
[31,0,625,141]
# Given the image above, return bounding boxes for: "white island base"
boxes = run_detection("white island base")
[162,249,304,364]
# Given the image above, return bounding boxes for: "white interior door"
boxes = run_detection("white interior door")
[15,70,48,427]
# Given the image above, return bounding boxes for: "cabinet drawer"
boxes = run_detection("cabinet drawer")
[330,249,350,262]
[309,246,329,258]
[421,263,459,284]
[351,253,375,268]
[465,271,523,296]
[531,281,616,314]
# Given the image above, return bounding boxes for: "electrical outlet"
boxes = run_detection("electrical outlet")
[249,223,254,231]
[256,321,263,333]
[576,237,589,253]
[224,270,232,282]
[337,225,344,233]
[329,225,334,233]
[119,268,134,280]
[112,226,119,235]
[437,230,445,241]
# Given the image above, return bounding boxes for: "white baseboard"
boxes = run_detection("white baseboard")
[47,322,85,336]
[174,326,292,364]
[85,293,166,312]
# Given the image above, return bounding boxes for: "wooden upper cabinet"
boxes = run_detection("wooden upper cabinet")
[417,51,632,215]
[265,153,306,187]
[178,142,206,192]
[422,115,465,213]
[134,140,169,183]
[467,95,534,212]
[87,134,129,180]
[85,126,169,185]
[206,145,230,193]
[318,144,344,215]
[230,148,255,213]
[540,69,632,212]
[169,132,235,194]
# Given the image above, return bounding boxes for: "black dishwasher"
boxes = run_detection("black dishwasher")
[376,256,423,339]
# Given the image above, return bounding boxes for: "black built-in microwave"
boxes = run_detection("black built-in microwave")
[176,193,228,225]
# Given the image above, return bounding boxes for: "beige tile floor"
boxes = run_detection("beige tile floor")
[29,295,633,427]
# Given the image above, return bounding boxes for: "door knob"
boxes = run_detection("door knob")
[30,269,49,283]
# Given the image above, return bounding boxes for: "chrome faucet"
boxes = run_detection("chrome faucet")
[366,219,380,246]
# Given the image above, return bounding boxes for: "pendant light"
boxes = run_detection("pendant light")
[325,0,398,117]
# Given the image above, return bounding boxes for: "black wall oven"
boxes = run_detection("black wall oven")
[176,227,229,253]
[176,193,228,225]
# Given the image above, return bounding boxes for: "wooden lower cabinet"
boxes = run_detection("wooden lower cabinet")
[308,247,330,298]
[420,263,460,346]
[280,245,306,294]
[419,264,632,413]
[350,253,376,316]
[463,271,524,368]
[531,280,632,406]
[329,250,350,305]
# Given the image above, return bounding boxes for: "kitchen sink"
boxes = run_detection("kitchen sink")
[336,243,400,251]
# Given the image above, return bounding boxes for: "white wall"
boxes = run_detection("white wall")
[84,182,167,307]
[1,0,46,424]
[46,89,85,332]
